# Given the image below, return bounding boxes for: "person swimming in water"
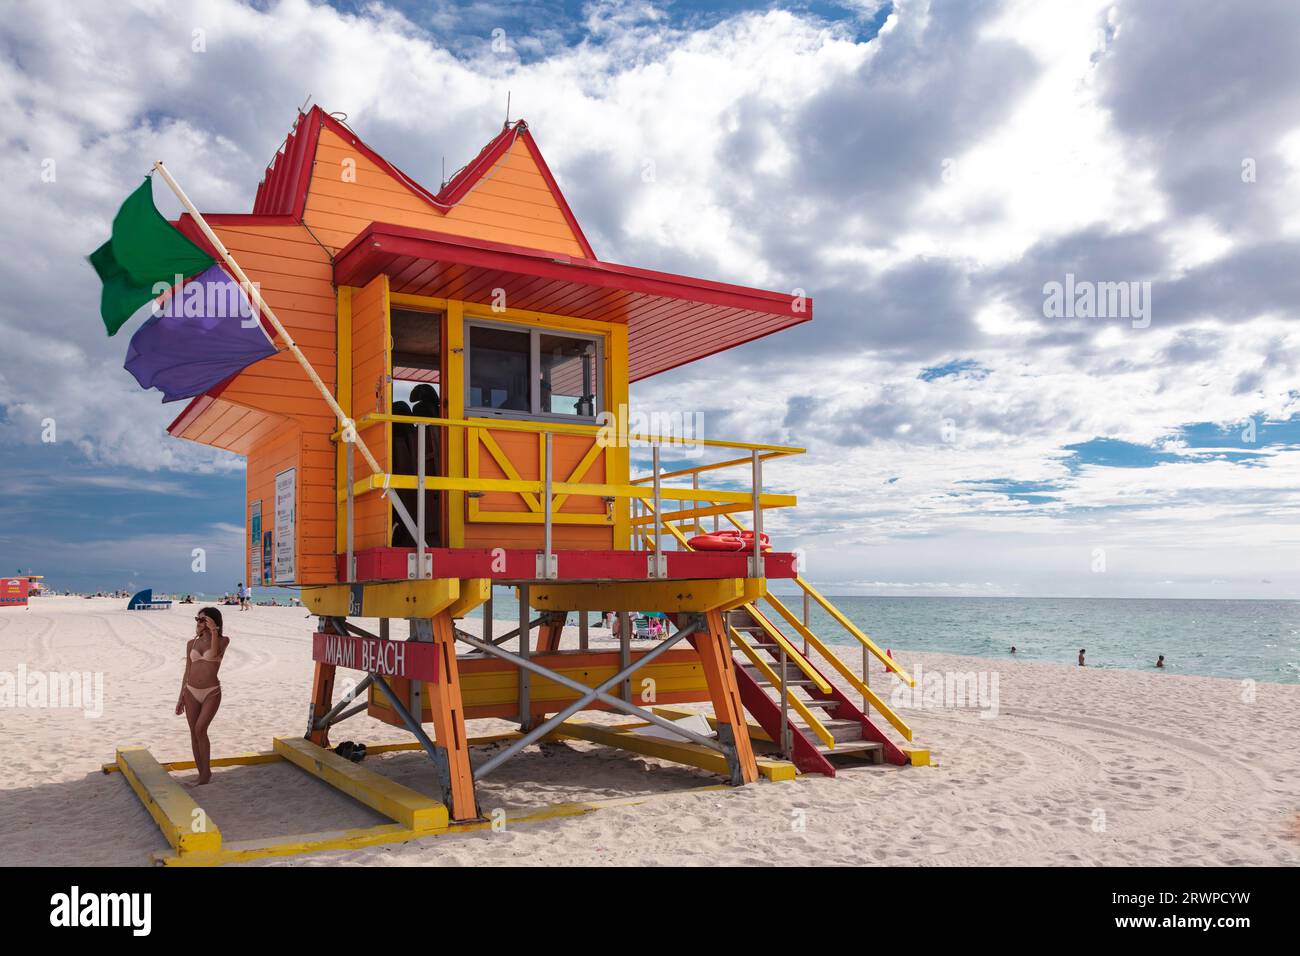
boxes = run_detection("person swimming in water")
[1156,654,1164,668]
[176,607,229,785]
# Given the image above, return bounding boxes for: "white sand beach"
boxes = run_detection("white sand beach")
[1,596,1296,866]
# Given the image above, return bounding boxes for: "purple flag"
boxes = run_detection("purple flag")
[124,264,276,402]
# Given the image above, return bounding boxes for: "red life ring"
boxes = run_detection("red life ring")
[688,530,772,553]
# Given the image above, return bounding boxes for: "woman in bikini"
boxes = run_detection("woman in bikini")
[175,606,229,784]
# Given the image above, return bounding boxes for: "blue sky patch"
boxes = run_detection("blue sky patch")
[322,1,892,61]
[918,358,989,382]
[957,478,1063,505]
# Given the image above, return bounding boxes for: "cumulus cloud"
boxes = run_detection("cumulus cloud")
[1,0,1297,595]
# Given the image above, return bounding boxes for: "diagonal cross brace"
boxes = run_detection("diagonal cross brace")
[461,619,717,780]
[370,675,452,808]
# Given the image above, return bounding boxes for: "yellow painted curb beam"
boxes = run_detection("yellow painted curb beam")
[103,750,282,775]
[553,719,796,781]
[116,746,222,856]
[529,577,765,613]
[101,732,527,776]
[151,784,732,866]
[273,737,449,832]
[902,747,932,766]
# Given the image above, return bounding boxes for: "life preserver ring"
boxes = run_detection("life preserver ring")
[688,530,772,553]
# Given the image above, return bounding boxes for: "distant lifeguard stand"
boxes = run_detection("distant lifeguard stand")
[127,588,172,611]
[116,107,924,863]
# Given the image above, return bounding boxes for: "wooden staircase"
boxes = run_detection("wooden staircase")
[727,605,908,775]
[631,501,925,775]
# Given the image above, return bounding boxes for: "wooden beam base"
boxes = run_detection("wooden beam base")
[116,746,222,857]
[273,737,450,831]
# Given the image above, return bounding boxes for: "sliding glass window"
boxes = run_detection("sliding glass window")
[465,319,602,422]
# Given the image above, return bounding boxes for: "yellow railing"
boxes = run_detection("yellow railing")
[638,500,913,743]
[332,411,803,577]
[718,512,914,689]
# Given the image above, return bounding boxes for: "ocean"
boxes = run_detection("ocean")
[794,596,1300,685]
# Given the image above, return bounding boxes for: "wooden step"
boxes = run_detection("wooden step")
[753,677,818,689]
[815,739,884,763]
[741,663,809,682]
[805,718,865,743]
[801,697,840,708]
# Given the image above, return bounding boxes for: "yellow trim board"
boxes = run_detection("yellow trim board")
[529,577,764,613]
[273,737,449,832]
[102,732,526,776]
[445,577,492,618]
[301,577,460,618]
[116,747,222,856]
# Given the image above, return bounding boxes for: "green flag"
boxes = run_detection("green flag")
[87,177,214,335]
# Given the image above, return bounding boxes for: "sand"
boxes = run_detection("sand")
[0,596,1296,866]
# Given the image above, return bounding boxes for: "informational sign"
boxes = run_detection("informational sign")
[249,499,261,585]
[311,632,439,683]
[274,467,296,583]
[0,578,29,608]
[261,531,273,586]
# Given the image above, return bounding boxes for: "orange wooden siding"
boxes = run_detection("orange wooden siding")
[168,221,341,585]
[464,428,614,551]
[350,274,392,551]
[303,128,587,257]
[245,425,300,585]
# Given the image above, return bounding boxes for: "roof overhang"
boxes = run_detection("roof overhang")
[335,223,811,382]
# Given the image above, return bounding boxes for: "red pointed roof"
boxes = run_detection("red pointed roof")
[251,107,595,258]
[167,107,810,435]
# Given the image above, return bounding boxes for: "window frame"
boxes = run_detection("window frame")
[463,317,605,423]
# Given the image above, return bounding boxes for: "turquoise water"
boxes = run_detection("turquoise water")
[467,593,1300,685]
[798,596,1300,685]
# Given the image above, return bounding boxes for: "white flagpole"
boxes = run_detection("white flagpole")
[152,160,423,545]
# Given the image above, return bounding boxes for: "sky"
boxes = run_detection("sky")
[1,0,1298,598]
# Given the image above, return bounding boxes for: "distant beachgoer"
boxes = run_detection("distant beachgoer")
[1156,654,1164,668]
[1078,648,1086,666]
[176,607,229,785]
[237,582,250,611]
[1010,645,1016,654]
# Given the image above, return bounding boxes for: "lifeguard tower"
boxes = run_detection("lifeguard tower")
[115,107,924,863]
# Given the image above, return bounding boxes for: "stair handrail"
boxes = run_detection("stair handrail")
[740,604,834,694]
[720,513,915,688]
[635,503,831,693]
[728,627,835,749]
[760,593,913,741]
[640,497,914,743]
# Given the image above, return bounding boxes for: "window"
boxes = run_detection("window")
[465,320,602,421]
[467,324,530,413]
[540,333,598,417]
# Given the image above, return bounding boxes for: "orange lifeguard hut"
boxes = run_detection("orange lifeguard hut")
[113,107,924,864]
